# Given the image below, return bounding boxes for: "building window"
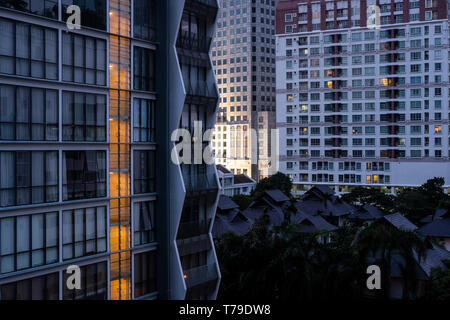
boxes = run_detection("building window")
[0,272,58,300]
[0,151,58,207]
[62,33,107,86]
[0,0,58,19]
[134,0,156,41]
[62,0,107,30]
[134,201,156,246]
[62,151,107,201]
[0,85,58,141]
[133,150,156,194]
[133,98,156,143]
[62,206,107,261]
[133,47,155,92]
[0,212,58,275]
[134,250,157,298]
[62,91,107,142]
[63,261,108,300]
[0,18,58,80]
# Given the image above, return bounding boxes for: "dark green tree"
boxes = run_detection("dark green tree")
[341,186,394,212]
[424,260,450,301]
[252,172,293,199]
[231,194,253,210]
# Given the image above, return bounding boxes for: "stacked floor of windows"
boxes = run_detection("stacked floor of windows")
[0,0,159,300]
[276,16,450,194]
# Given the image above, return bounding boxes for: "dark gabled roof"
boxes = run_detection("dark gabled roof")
[216,164,232,174]
[348,204,384,220]
[295,198,354,217]
[234,174,254,184]
[264,189,290,203]
[420,215,434,224]
[390,253,429,281]
[419,218,450,237]
[434,208,449,220]
[417,243,450,277]
[383,213,418,231]
[304,185,335,199]
[242,202,285,227]
[389,243,450,281]
[217,195,239,211]
[212,211,253,238]
[292,210,338,232]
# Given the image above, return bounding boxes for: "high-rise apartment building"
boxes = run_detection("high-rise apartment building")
[276,0,450,196]
[212,0,277,181]
[0,0,220,300]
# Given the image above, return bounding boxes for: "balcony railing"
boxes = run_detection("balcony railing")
[192,0,218,8]
[182,170,218,192]
[177,31,212,53]
[178,219,212,239]
[184,263,218,289]
[185,81,217,99]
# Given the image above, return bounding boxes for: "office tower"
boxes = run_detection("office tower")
[0,0,220,300]
[212,0,277,181]
[276,0,450,196]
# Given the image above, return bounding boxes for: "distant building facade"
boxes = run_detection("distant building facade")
[212,0,278,181]
[217,164,257,196]
[276,0,450,196]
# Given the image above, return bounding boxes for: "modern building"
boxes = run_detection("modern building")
[275,0,450,196]
[0,0,220,300]
[211,0,278,181]
[217,164,257,196]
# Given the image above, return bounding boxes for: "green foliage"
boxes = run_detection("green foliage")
[252,172,293,199]
[424,260,450,301]
[216,214,430,300]
[396,177,448,224]
[341,186,395,212]
[231,194,253,210]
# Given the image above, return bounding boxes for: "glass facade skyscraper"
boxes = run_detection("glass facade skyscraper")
[0,0,220,300]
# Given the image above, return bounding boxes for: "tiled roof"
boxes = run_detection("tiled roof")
[234,174,254,184]
[216,164,232,174]
[264,189,290,203]
[217,195,239,211]
[383,213,418,231]
[348,204,384,220]
[291,210,338,232]
[419,218,450,237]
[295,198,354,217]
[434,208,449,220]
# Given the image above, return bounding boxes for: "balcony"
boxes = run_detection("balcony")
[183,263,218,289]
[178,219,212,239]
[177,31,212,53]
[182,170,218,193]
[185,81,217,99]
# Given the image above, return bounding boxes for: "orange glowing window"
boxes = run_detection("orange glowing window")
[327,81,333,88]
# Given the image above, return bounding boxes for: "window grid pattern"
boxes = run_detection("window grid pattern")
[0,151,58,207]
[0,85,58,141]
[0,212,58,275]
[62,206,107,261]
